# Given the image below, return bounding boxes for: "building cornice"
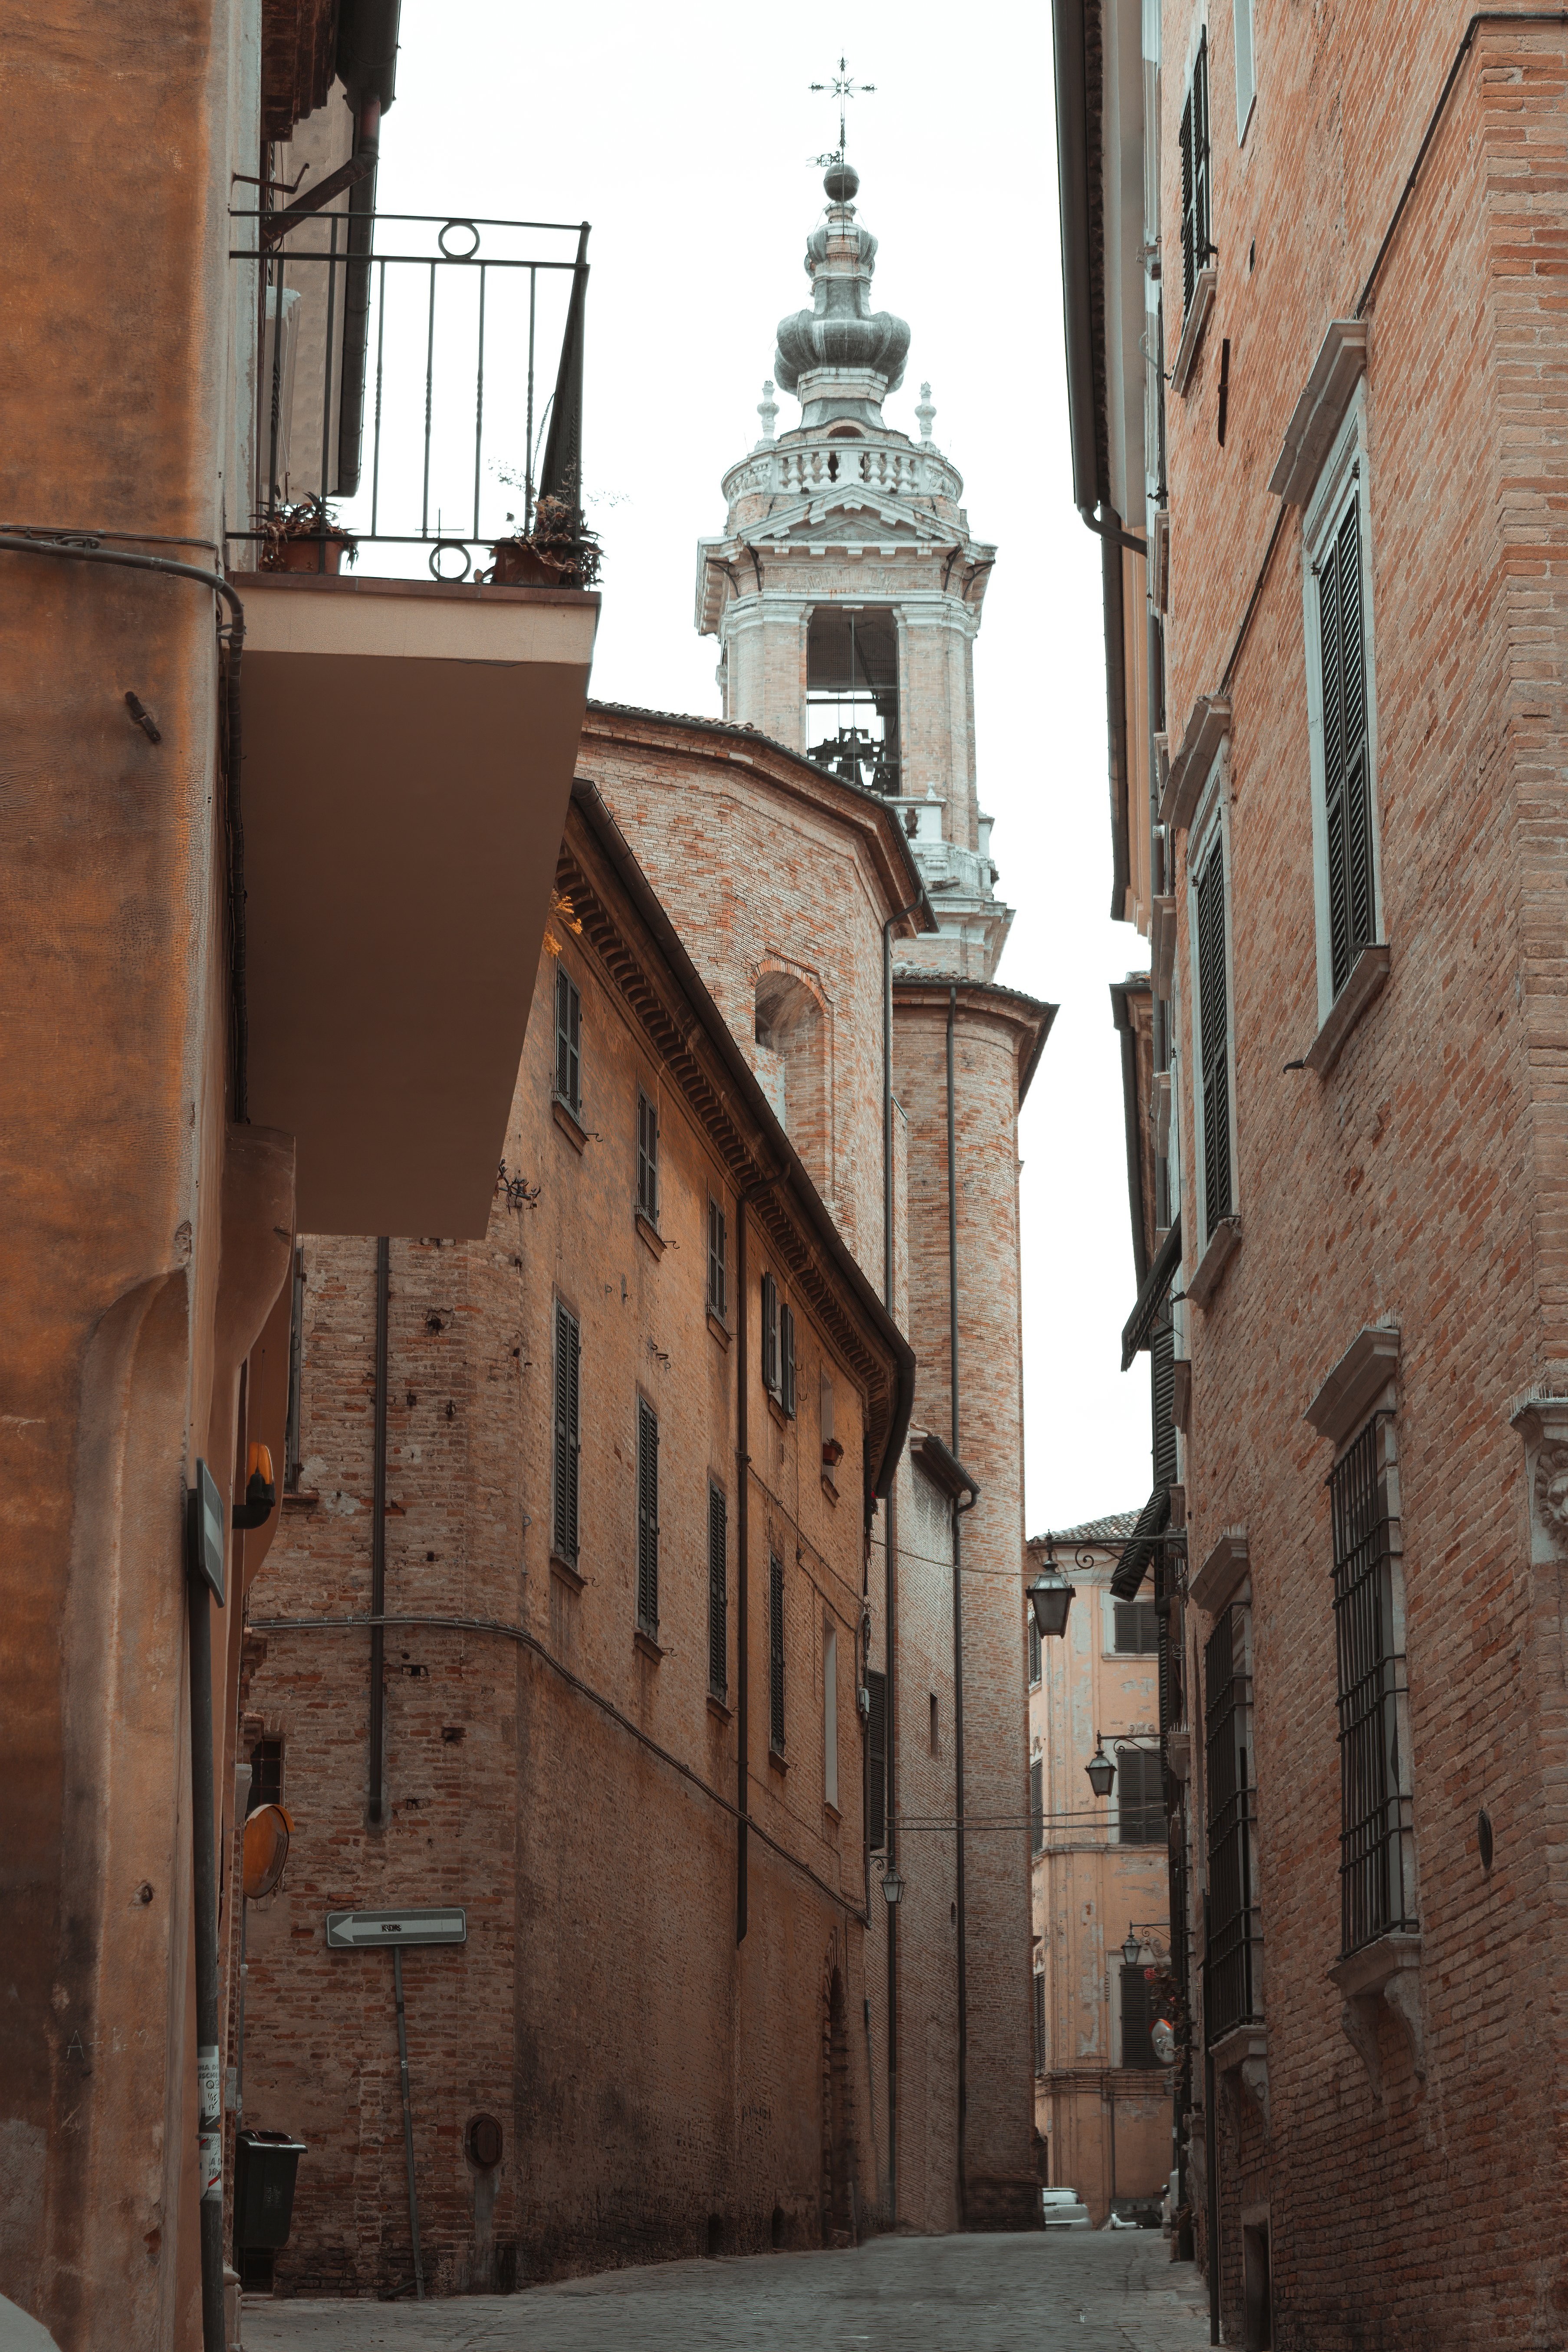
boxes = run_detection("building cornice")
[891,974,1058,1105]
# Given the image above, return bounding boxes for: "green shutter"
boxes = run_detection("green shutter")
[636,1399,659,1634]
[1195,839,1232,1239]
[866,1666,887,1849]
[552,1304,580,1562]
[707,1484,727,1698]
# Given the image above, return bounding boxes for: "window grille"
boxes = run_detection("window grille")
[1114,1601,1160,1655]
[780,1303,797,1418]
[1120,1963,1161,2069]
[1030,1756,1045,1855]
[636,1091,659,1223]
[1330,1414,1417,1957]
[1114,1747,1164,1846]
[552,1303,580,1563]
[555,967,581,1116]
[707,1198,726,1321]
[761,1272,780,1398]
[768,1553,786,1753]
[866,1667,888,1849]
[1028,1610,1042,1688]
[635,1399,659,1635]
[247,1737,283,1814]
[1204,1601,1263,2043]
[1179,30,1212,319]
[825,1628,840,1810]
[707,1483,727,1699]
[1033,1970,1047,2077]
[1194,834,1233,1242]
[1317,492,1376,999]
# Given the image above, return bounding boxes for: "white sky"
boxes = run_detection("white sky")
[374,0,1153,1533]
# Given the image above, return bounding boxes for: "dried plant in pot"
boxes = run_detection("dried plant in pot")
[256,495,358,575]
[482,495,602,589]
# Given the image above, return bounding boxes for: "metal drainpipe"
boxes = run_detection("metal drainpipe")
[946,982,970,2227]
[1205,1891,1220,2344]
[368,1237,389,1824]
[186,1562,225,2352]
[736,1198,750,1944]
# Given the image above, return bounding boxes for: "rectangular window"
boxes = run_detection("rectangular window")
[636,1089,659,1224]
[1033,1969,1047,2076]
[635,1398,659,1635]
[928,1692,940,1757]
[1331,1414,1417,1957]
[707,1197,727,1321]
[1316,488,1377,1001]
[555,967,582,1116]
[780,1303,797,1418]
[1114,1600,1161,1655]
[1120,1963,1162,2069]
[1233,0,1256,140]
[866,1666,888,1849]
[761,1271,780,1398]
[1114,1747,1164,1846]
[824,1627,839,1810]
[768,1553,786,1753]
[247,1737,283,1814]
[806,605,901,795]
[1030,1755,1045,1855]
[552,1303,581,1564]
[1028,1609,1042,1688]
[707,1483,727,1700]
[1204,1600,1263,2042]
[1192,826,1234,1245]
[1179,29,1212,319]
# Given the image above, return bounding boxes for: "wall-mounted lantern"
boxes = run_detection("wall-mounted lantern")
[1085,1738,1117,1799]
[880,1861,904,1906]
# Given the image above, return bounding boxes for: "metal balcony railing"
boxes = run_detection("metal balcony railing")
[228,211,589,581]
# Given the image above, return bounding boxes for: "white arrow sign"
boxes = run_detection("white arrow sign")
[325,1906,467,1949]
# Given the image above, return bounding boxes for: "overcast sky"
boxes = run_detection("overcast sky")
[371,0,1153,1532]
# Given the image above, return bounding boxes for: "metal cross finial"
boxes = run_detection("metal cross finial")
[809,56,876,169]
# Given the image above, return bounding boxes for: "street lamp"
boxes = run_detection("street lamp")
[1028,1539,1075,1639]
[1121,1929,1144,1968]
[1085,1738,1116,1799]
[880,1861,904,1906]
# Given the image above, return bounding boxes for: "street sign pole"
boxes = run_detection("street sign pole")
[391,1947,425,2300]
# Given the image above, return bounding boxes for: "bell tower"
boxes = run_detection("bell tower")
[696,163,1012,980]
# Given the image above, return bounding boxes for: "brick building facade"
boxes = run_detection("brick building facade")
[1057,2,1568,2342]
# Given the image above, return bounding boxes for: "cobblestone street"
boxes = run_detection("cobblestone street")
[244,2233,1210,2352]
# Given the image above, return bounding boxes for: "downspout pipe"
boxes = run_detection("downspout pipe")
[185,1560,225,2352]
[368,1237,389,1824]
[946,983,969,2228]
[736,1201,750,1944]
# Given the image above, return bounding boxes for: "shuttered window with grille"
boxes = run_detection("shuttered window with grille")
[1179,31,1211,319]
[636,1091,659,1224]
[707,1482,727,1699]
[552,1303,581,1564]
[866,1666,888,1849]
[1030,1756,1045,1855]
[1317,492,1377,999]
[761,1272,780,1398]
[635,1398,659,1636]
[1204,1601,1263,2042]
[780,1303,796,1418]
[768,1553,786,1753]
[1120,1964,1161,2069]
[1115,1747,1164,1845]
[555,968,581,1116]
[1194,834,1233,1243]
[1330,1413,1417,1956]
[707,1198,726,1321]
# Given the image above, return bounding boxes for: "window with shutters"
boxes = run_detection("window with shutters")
[1204,1600,1264,2043]
[247,1737,283,1814]
[1114,1747,1164,1846]
[1188,803,1237,1250]
[707,1197,726,1322]
[707,1482,727,1699]
[824,1627,839,1810]
[768,1553,786,1753]
[1233,0,1256,141]
[1033,1969,1047,2077]
[1151,1305,1179,1492]
[635,1398,659,1637]
[761,1272,780,1399]
[1179,30,1212,322]
[1119,1963,1161,2069]
[1330,1412,1417,1957]
[1028,1609,1042,1689]
[780,1303,797,1418]
[554,967,582,1117]
[866,1666,888,1849]
[551,1302,581,1565]
[1114,1600,1160,1655]
[1029,1755,1045,1854]
[1304,405,1382,1021]
[636,1091,659,1224]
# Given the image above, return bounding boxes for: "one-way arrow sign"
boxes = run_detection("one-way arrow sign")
[325,1906,467,1949]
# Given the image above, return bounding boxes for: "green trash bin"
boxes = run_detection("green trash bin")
[234,2129,307,2250]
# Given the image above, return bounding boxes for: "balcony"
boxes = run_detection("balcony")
[227,211,599,1237]
[723,436,962,511]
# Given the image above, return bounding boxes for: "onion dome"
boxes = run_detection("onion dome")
[773,165,911,428]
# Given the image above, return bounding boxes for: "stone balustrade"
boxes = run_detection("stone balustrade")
[723,436,963,508]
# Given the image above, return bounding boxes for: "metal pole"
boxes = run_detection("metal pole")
[187,1571,226,2352]
[1205,1892,1219,2345]
[946,983,968,2228]
[369,1238,389,1823]
[392,1947,426,2299]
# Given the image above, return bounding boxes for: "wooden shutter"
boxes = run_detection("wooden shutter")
[780,1304,796,1417]
[1115,1749,1164,1846]
[707,1199,726,1320]
[555,969,580,1113]
[1033,1970,1047,2076]
[1114,1601,1160,1656]
[1028,1610,1042,1687]
[768,1553,785,1751]
[1151,1306,1178,1490]
[552,1303,580,1562]
[707,1483,727,1697]
[1318,493,1375,997]
[636,1399,659,1634]
[1179,33,1211,321]
[761,1273,779,1396]
[1030,1756,1045,1854]
[866,1666,887,1848]
[1120,1964,1160,2069]
[1195,839,1233,1240]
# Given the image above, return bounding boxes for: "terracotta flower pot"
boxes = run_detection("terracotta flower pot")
[485,539,561,587]
[272,531,354,575]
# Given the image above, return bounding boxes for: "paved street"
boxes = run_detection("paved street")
[245,2232,1210,2352]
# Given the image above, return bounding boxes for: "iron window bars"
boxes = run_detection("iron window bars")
[1204,1600,1263,2043]
[228,211,588,578]
[768,1553,786,1754]
[636,1399,660,1637]
[552,1303,581,1564]
[1330,1413,1417,1957]
[707,1483,728,1700]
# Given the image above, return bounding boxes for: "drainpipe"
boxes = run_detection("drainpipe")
[1205,1890,1220,2344]
[736,1201,749,1944]
[186,1563,225,2352]
[368,1237,389,1824]
[946,982,970,2228]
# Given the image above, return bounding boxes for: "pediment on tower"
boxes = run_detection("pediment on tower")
[749,487,960,551]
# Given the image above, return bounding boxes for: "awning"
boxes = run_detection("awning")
[1120,1213,1182,1371]
[1109,1485,1171,1600]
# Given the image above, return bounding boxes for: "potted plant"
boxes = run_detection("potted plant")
[256,494,357,576]
[482,495,601,589]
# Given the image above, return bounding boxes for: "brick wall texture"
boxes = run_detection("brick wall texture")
[1151,7,1568,2345]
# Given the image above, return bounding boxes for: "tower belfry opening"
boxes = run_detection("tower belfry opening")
[807,607,900,795]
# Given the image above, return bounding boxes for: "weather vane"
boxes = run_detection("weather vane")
[809,57,875,170]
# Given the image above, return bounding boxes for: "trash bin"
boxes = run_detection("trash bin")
[233,2129,307,2250]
